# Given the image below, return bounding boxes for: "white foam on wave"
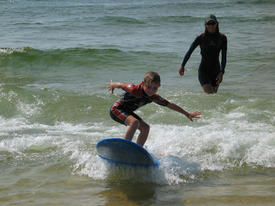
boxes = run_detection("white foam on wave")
[0,116,117,180]
[1,105,274,185]
[43,114,275,185]
[64,123,201,185]
[148,112,275,172]
[0,117,103,158]
[17,99,43,117]
[0,47,26,54]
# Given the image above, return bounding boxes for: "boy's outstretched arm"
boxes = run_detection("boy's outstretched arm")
[107,80,123,94]
[167,102,201,121]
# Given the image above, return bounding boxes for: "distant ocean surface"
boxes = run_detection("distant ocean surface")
[1,0,275,205]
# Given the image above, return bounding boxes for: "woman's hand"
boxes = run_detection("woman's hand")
[216,72,223,85]
[179,65,185,76]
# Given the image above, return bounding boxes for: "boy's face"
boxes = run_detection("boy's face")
[143,82,160,96]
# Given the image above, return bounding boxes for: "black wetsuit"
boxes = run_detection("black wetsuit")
[181,32,227,87]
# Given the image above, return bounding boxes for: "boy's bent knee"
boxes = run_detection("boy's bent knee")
[144,123,150,132]
[129,118,140,129]
[125,116,140,128]
[139,122,150,133]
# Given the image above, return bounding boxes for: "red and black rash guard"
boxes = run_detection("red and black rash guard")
[110,82,169,123]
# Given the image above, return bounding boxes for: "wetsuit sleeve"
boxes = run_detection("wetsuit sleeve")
[151,94,170,106]
[181,36,200,67]
[220,35,227,73]
[121,83,137,94]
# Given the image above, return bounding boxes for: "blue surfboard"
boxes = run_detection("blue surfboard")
[96,138,159,167]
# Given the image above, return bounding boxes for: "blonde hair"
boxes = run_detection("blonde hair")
[144,71,161,86]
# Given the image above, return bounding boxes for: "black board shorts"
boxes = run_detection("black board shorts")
[109,108,142,126]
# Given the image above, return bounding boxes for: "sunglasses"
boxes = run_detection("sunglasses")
[206,21,217,26]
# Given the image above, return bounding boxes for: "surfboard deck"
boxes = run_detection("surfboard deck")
[96,138,159,167]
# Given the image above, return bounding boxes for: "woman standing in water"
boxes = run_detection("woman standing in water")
[179,14,227,94]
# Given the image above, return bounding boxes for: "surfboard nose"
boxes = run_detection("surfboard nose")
[96,138,159,167]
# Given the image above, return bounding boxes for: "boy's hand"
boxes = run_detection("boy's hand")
[187,111,201,121]
[166,103,201,122]
[107,81,123,94]
[107,80,115,94]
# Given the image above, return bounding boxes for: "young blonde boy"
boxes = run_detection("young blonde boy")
[108,71,200,146]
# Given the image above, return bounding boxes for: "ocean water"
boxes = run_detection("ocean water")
[1,0,275,205]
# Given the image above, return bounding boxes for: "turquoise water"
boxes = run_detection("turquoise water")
[1,0,275,205]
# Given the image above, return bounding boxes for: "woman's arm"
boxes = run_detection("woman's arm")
[220,35,227,73]
[179,37,200,76]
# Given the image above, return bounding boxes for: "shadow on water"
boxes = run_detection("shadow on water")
[97,165,158,206]
[98,181,157,206]
[95,155,202,206]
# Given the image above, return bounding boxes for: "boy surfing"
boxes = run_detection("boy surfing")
[107,71,201,146]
